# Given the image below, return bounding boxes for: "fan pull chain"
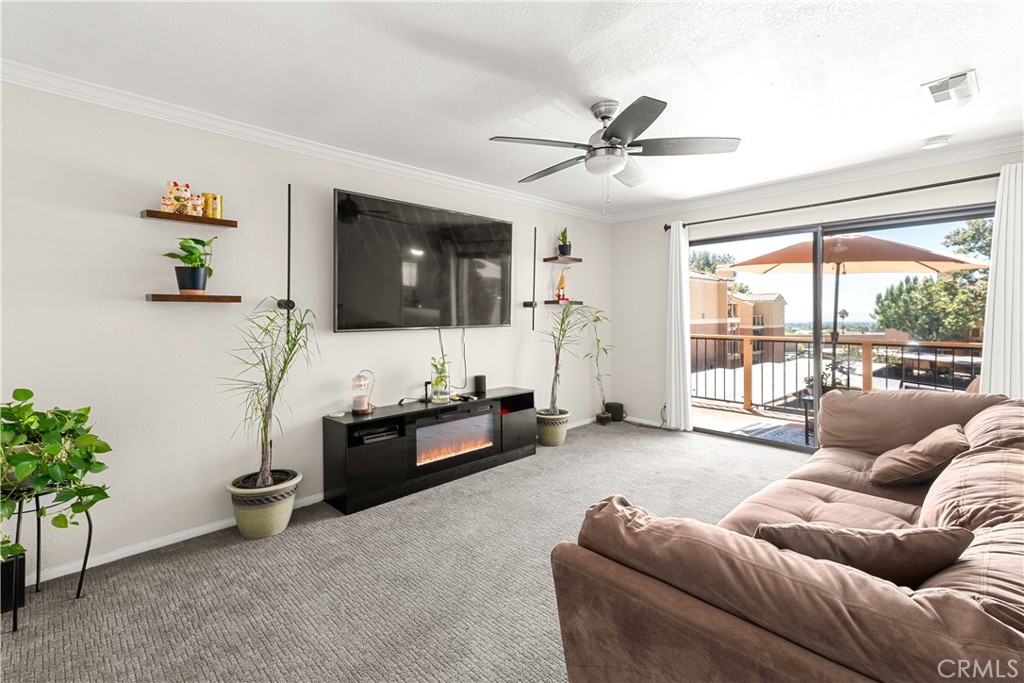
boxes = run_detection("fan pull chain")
[601,171,611,215]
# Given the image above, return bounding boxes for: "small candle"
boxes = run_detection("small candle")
[354,395,369,412]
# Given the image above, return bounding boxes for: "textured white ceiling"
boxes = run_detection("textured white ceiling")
[3,2,1022,216]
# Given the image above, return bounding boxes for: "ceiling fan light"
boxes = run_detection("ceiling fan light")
[584,148,627,176]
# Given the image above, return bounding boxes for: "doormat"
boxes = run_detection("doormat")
[734,423,814,447]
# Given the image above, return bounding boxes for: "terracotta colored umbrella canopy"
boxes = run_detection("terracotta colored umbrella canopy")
[716,233,989,386]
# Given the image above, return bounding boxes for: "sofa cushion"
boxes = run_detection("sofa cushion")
[964,399,1024,450]
[717,479,920,536]
[579,495,1024,682]
[870,424,970,486]
[787,447,930,505]
[753,522,974,587]
[817,389,1006,455]
[919,447,1024,530]
[918,521,1024,632]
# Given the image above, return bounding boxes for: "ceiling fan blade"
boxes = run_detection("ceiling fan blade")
[518,156,586,183]
[490,136,592,151]
[602,96,667,145]
[614,156,646,187]
[610,154,643,187]
[630,137,741,156]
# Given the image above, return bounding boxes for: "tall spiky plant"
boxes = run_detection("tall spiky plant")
[539,303,592,415]
[584,308,613,413]
[226,300,315,488]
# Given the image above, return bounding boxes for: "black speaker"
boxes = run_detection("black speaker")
[606,402,625,421]
[473,375,487,396]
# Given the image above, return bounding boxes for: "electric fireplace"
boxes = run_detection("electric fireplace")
[408,404,501,473]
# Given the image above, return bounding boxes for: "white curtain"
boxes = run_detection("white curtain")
[666,220,693,430]
[981,162,1023,398]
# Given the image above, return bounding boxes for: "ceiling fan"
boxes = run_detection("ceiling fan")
[490,96,740,187]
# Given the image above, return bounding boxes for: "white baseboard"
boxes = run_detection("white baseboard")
[567,416,596,430]
[27,492,325,586]
[625,416,664,428]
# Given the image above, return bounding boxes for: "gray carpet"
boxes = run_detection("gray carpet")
[2,424,807,683]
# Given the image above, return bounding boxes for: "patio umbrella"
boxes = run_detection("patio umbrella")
[716,233,988,386]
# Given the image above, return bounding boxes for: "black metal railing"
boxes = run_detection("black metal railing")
[691,334,982,413]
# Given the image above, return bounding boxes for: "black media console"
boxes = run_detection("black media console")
[322,387,537,513]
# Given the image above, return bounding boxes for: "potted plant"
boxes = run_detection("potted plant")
[1,388,113,604]
[537,303,592,446]
[163,236,217,295]
[584,309,614,425]
[557,227,572,257]
[224,300,315,539]
[430,355,450,404]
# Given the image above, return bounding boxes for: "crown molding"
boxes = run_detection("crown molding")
[608,134,1024,223]
[1,59,613,223]
[4,60,1020,227]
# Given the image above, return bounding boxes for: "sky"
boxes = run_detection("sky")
[698,220,990,324]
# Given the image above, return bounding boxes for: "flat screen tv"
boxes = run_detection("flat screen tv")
[334,189,513,331]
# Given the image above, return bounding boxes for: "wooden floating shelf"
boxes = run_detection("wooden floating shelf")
[146,294,242,303]
[141,210,238,228]
[543,300,583,306]
[542,256,582,264]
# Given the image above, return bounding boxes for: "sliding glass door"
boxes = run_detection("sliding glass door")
[689,204,993,451]
[688,228,820,449]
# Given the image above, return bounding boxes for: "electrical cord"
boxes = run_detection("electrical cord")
[435,327,469,390]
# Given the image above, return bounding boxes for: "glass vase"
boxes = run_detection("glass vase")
[431,368,450,404]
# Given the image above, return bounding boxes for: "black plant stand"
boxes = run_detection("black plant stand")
[6,490,93,632]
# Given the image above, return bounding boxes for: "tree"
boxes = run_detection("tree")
[872,276,978,342]
[838,308,848,333]
[689,250,734,274]
[942,217,991,303]
[870,219,992,341]
[731,281,752,294]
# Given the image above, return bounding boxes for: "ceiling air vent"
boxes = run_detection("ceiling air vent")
[922,70,979,105]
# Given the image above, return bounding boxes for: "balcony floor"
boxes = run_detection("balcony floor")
[693,403,814,448]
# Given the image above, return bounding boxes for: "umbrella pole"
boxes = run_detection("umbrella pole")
[830,265,842,387]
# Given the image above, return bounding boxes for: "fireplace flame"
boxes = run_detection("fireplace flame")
[417,437,494,466]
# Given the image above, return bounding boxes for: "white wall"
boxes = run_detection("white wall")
[0,84,612,579]
[611,152,1023,424]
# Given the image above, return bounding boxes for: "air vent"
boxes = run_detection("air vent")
[922,70,979,105]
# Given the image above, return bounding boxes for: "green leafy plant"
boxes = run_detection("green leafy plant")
[163,236,217,277]
[540,303,593,415]
[1,389,112,561]
[430,355,449,390]
[225,300,316,489]
[584,309,613,413]
[558,227,570,246]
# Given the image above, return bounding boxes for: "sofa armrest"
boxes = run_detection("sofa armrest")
[578,496,1024,682]
[551,542,874,683]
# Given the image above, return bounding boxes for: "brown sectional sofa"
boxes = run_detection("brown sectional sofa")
[552,390,1024,682]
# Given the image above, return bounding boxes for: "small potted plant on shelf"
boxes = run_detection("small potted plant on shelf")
[430,355,451,404]
[584,309,614,425]
[557,227,572,257]
[1,388,114,604]
[224,299,315,540]
[537,303,592,446]
[163,236,217,295]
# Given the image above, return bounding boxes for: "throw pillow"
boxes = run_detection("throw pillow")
[963,399,1024,450]
[870,423,969,486]
[754,522,974,587]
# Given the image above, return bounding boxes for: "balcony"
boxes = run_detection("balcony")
[690,334,982,448]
